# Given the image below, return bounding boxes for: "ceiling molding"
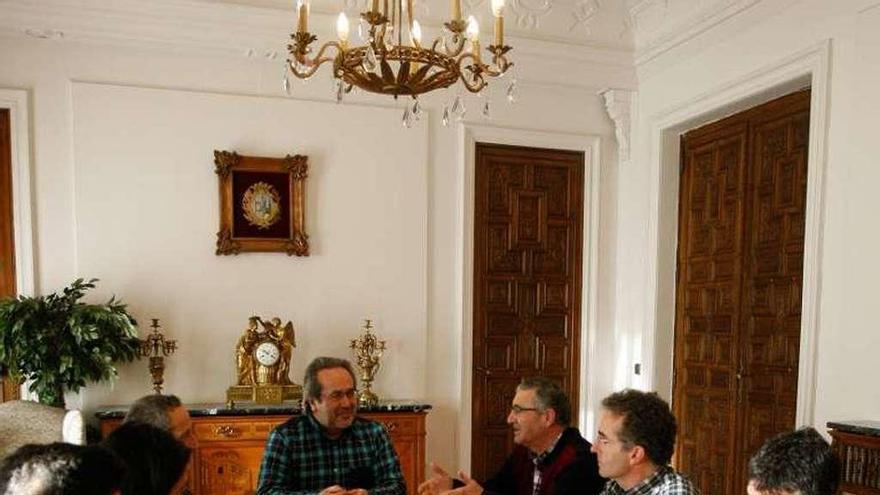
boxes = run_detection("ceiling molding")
[0,0,634,89]
[0,0,632,54]
[628,0,762,66]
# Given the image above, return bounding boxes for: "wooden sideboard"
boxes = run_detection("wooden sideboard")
[828,421,880,495]
[98,404,429,495]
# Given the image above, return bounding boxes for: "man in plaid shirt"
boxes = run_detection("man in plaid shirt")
[256,357,405,495]
[591,390,699,495]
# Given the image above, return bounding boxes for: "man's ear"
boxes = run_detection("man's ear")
[627,445,647,466]
[544,408,558,427]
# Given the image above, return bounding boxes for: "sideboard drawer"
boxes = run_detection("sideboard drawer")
[369,415,423,437]
[195,418,285,442]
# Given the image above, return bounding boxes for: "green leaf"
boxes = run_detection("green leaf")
[0,278,143,405]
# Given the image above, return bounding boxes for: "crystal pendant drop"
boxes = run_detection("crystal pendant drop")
[442,105,450,127]
[451,95,466,121]
[402,105,413,128]
[335,80,344,103]
[282,65,291,95]
[383,25,394,50]
[358,19,367,42]
[482,100,491,119]
[411,99,421,121]
[506,78,517,103]
[364,45,378,71]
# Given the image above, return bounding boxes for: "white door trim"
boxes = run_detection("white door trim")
[642,39,831,426]
[455,123,602,468]
[0,88,35,298]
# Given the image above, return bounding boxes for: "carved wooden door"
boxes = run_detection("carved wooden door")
[0,108,19,402]
[673,89,810,495]
[471,143,584,480]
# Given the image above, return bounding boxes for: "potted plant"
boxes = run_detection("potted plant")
[0,278,142,406]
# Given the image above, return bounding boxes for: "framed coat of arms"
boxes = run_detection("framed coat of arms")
[213,150,309,256]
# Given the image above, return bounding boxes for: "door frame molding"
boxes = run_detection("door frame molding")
[455,123,602,469]
[0,88,35,297]
[643,40,832,427]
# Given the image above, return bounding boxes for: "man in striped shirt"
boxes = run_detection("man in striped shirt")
[256,357,405,495]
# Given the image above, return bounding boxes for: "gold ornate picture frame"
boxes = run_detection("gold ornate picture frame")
[214,150,309,256]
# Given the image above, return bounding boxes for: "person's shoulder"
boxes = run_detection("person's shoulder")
[655,468,699,495]
[561,427,594,453]
[351,416,389,435]
[272,415,310,436]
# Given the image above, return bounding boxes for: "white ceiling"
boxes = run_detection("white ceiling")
[198,0,635,50]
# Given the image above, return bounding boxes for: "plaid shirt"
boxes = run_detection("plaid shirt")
[600,466,699,495]
[256,414,405,495]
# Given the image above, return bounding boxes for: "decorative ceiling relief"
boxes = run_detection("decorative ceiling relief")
[510,0,553,30]
[569,0,598,33]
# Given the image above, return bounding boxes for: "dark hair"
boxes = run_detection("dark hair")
[0,442,125,495]
[124,394,183,432]
[518,377,571,427]
[102,422,191,495]
[749,427,840,495]
[601,389,677,466]
[303,357,358,404]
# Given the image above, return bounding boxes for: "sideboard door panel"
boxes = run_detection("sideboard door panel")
[199,443,265,495]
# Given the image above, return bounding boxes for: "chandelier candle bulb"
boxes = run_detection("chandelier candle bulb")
[371,0,379,13]
[336,12,350,44]
[452,0,462,21]
[466,15,481,62]
[410,20,422,47]
[296,0,309,33]
[491,0,504,46]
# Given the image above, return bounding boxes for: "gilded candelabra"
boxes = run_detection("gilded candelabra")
[349,319,386,407]
[139,318,177,394]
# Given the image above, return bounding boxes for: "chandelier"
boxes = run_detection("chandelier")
[283,0,515,126]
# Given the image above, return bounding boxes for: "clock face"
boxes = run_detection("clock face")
[254,341,280,367]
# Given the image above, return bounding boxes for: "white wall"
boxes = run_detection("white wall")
[625,0,880,434]
[0,1,632,470]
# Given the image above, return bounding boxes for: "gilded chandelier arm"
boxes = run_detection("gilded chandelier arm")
[287,35,344,79]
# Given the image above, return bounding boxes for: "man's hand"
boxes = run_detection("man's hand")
[418,462,454,495]
[440,471,483,495]
[344,490,368,495]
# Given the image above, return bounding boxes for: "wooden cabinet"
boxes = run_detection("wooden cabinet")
[828,421,880,495]
[100,409,427,495]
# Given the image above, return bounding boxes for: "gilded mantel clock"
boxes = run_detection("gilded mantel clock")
[227,316,302,406]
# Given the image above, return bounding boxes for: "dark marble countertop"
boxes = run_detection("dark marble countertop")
[95,400,431,419]
[827,420,880,437]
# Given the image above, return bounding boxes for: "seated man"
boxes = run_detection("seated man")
[0,442,125,495]
[591,389,698,495]
[256,357,405,495]
[102,422,192,495]
[419,377,604,495]
[124,394,196,449]
[748,427,840,495]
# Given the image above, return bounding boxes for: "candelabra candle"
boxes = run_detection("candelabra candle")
[139,318,177,394]
[349,319,386,407]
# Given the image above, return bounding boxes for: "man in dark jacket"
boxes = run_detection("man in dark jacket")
[419,377,605,495]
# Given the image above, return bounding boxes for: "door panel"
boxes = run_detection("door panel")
[674,89,810,495]
[471,143,584,480]
[674,123,748,495]
[0,108,19,402]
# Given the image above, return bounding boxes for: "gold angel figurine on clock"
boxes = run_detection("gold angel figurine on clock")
[227,316,302,407]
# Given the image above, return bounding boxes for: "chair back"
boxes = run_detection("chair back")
[0,400,85,460]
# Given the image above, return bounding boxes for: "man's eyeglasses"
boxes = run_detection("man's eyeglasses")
[323,388,358,402]
[510,405,542,414]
